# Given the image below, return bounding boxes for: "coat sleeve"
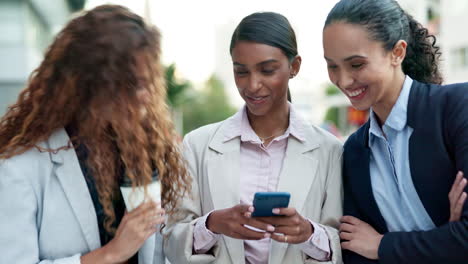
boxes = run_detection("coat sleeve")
[0,157,82,264]
[162,134,220,264]
[378,84,468,264]
[303,141,343,264]
[341,140,379,264]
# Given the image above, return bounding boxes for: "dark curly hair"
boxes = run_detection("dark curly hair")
[0,5,190,233]
[324,0,443,84]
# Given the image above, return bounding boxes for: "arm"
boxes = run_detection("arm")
[341,145,379,264]
[0,158,81,264]
[162,135,219,264]
[0,156,164,264]
[314,143,344,264]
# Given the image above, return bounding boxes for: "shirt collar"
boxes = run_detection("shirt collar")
[223,103,306,143]
[369,75,413,143]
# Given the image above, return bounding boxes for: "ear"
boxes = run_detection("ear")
[391,40,407,66]
[289,55,302,78]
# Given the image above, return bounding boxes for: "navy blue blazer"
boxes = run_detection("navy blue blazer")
[342,80,468,264]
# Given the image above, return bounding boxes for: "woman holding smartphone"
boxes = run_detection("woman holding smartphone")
[0,5,190,264]
[322,0,468,263]
[164,12,343,264]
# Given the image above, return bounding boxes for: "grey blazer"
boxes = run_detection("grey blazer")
[0,128,164,264]
[164,112,344,264]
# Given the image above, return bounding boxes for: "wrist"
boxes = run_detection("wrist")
[302,219,314,243]
[80,242,121,264]
[206,211,219,234]
[101,241,120,264]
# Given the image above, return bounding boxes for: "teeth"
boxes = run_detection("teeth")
[347,88,366,97]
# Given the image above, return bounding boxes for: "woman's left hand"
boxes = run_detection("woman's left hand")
[339,215,383,260]
[255,207,313,244]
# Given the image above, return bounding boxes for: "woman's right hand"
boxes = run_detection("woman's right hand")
[449,171,467,222]
[206,204,275,240]
[81,200,165,264]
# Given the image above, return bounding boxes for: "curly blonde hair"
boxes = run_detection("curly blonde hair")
[0,5,190,234]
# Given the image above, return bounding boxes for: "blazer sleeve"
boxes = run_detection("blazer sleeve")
[0,158,81,264]
[306,141,343,264]
[341,145,378,264]
[163,134,219,264]
[378,85,468,264]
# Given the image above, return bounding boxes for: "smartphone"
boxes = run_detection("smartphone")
[251,192,290,217]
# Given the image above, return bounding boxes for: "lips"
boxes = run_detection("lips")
[246,95,268,105]
[344,86,367,99]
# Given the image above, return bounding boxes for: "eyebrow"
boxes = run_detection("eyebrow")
[233,59,279,67]
[324,55,367,62]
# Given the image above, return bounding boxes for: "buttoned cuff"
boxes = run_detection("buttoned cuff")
[193,211,221,254]
[299,219,331,261]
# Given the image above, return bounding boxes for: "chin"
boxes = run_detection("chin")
[350,102,371,112]
[245,105,269,117]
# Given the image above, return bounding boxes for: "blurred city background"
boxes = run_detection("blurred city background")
[1,0,467,140]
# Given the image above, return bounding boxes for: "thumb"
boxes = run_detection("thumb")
[236,204,254,214]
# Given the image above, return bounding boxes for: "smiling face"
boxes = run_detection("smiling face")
[323,22,403,111]
[231,41,300,117]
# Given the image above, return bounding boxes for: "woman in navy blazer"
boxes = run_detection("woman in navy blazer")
[322,0,468,263]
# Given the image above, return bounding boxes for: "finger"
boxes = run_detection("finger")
[339,223,357,233]
[273,225,302,236]
[255,216,297,227]
[144,225,159,240]
[272,207,297,216]
[130,201,157,218]
[255,216,294,228]
[455,178,467,198]
[270,233,298,244]
[244,218,275,232]
[138,206,163,225]
[149,215,165,227]
[341,241,352,251]
[340,231,354,241]
[236,204,254,214]
[341,215,362,225]
[451,172,464,193]
[451,192,467,222]
[234,227,270,240]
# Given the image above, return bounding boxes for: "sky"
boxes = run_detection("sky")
[85,0,338,83]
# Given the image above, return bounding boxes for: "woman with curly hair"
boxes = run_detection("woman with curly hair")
[0,5,190,264]
[322,0,468,263]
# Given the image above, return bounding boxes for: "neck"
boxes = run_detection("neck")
[247,102,290,141]
[373,72,406,125]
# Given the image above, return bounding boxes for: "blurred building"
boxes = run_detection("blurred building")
[439,0,468,83]
[0,0,85,115]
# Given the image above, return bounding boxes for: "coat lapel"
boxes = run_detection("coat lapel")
[48,129,101,251]
[348,123,387,232]
[207,123,245,263]
[269,135,320,264]
[406,81,451,226]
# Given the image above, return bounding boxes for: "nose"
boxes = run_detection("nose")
[247,73,263,94]
[336,70,354,90]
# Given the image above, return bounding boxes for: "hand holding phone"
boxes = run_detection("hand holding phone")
[252,192,313,244]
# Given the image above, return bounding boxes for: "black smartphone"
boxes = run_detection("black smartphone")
[251,192,291,217]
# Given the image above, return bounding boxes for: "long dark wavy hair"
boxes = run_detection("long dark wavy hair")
[0,5,190,233]
[325,0,443,84]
